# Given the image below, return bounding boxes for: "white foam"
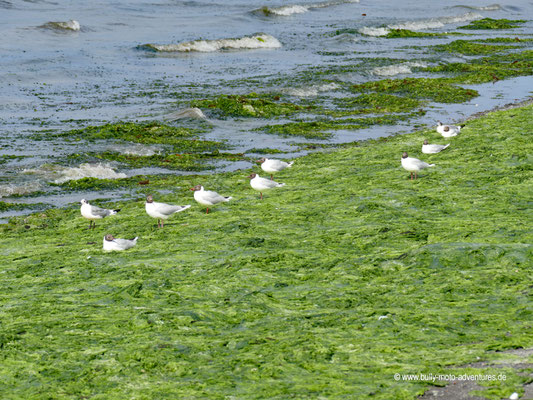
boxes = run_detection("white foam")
[372,62,427,77]
[145,33,281,53]
[23,163,127,184]
[359,12,483,37]
[257,0,359,16]
[0,182,43,198]
[108,144,159,157]
[454,4,501,11]
[283,82,340,97]
[165,107,207,120]
[43,19,81,31]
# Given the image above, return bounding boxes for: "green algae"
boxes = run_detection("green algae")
[259,112,424,139]
[384,29,452,38]
[459,18,527,30]
[432,39,516,55]
[352,78,479,103]
[333,93,422,114]
[0,201,49,212]
[61,122,217,149]
[0,104,532,398]
[191,93,311,118]
[91,151,246,171]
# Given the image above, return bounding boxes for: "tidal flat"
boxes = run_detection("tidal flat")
[1,102,531,399]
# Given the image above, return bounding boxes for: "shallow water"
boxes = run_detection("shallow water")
[1,0,532,218]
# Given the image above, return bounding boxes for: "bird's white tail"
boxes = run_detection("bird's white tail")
[428,164,436,167]
[277,183,286,187]
[443,144,450,150]
[287,161,294,167]
[224,196,232,202]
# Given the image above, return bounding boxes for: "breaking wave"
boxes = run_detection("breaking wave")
[254,0,359,17]
[452,4,501,11]
[23,163,127,184]
[39,20,81,31]
[371,62,427,77]
[283,82,340,97]
[141,33,281,52]
[359,12,482,37]
[0,182,43,198]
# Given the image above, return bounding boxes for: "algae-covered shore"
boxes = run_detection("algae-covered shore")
[1,101,532,399]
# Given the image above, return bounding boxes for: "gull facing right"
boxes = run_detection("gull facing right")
[422,139,450,154]
[103,234,138,251]
[145,195,191,228]
[190,185,232,214]
[248,173,285,199]
[401,152,435,180]
[258,158,294,180]
[80,199,120,229]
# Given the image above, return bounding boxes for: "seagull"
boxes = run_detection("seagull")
[145,195,191,228]
[80,199,120,229]
[248,173,285,199]
[422,139,450,154]
[103,234,138,251]
[258,158,294,180]
[190,185,232,214]
[401,152,435,180]
[437,121,463,137]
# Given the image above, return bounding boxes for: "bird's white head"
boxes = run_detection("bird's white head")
[80,199,88,205]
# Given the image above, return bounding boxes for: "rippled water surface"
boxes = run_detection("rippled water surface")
[1,0,532,219]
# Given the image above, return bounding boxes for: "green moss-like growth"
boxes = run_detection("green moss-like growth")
[433,39,515,55]
[91,151,246,171]
[0,201,49,212]
[385,29,451,38]
[459,18,526,30]
[191,93,310,118]
[259,113,422,139]
[426,55,533,84]
[334,93,421,114]
[61,122,211,148]
[352,78,479,103]
[0,103,532,399]
[53,177,143,191]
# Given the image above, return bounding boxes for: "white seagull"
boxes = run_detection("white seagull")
[401,152,435,180]
[80,199,120,229]
[145,194,191,228]
[422,139,450,154]
[190,185,232,214]
[258,158,294,180]
[248,173,285,199]
[437,121,463,137]
[103,234,138,251]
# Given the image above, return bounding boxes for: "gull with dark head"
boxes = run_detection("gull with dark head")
[80,199,120,229]
[258,157,293,180]
[422,139,450,154]
[145,195,191,228]
[437,122,463,137]
[190,185,232,214]
[248,173,285,199]
[103,234,138,251]
[401,152,435,180]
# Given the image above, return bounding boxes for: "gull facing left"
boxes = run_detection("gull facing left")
[401,152,435,180]
[248,173,285,199]
[80,199,120,229]
[145,195,191,228]
[103,234,138,251]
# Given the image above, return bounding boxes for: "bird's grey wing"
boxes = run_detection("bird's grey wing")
[115,238,135,249]
[156,202,187,215]
[204,191,226,202]
[90,205,111,217]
